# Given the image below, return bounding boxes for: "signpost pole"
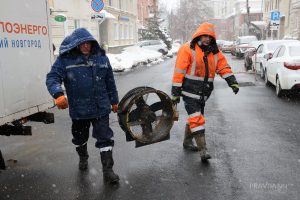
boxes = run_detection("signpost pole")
[271,29,273,40]
[270,10,280,40]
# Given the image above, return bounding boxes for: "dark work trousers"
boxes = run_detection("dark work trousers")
[71,115,114,149]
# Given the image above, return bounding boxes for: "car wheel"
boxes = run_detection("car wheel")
[264,69,271,86]
[158,49,165,54]
[276,77,284,97]
[260,64,265,79]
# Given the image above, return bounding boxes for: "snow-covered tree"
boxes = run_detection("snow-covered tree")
[139,11,172,50]
[168,0,213,42]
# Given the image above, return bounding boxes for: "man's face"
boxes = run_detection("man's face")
[79,42,92,55]
[200,35,212,46]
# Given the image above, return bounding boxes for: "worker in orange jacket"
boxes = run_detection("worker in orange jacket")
[171,22,239,162]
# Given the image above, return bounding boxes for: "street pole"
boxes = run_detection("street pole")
[271,29,274,40]
[246,0,250,35]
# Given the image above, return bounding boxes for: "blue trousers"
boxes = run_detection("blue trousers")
[71,115,114,149]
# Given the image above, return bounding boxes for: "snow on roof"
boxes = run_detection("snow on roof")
[226,12,236,19]
[251,21,266,29]
[238,35,257,39]
[100,10,116,19]
[240,8,262,14]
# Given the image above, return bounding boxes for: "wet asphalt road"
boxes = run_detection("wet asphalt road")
[0,54,300,200]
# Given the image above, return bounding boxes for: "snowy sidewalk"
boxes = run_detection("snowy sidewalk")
[107,45,179,72]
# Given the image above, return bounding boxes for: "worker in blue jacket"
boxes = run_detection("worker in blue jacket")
[46,28,119,184]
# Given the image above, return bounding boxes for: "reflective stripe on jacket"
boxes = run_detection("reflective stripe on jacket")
[171,23,234,97]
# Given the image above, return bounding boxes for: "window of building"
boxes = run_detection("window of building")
[124,24,127,39]
[74,19,80,29]
[130,0,133,12]
[249,15,257,21]
[109,0,112,6]
[119,24,123,39]
[124,0,127,11]
[129,24,133,39]
[114,23,118,40]
[119,0,122,9]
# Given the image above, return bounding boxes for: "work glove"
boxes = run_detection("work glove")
[171,96,180,104]
[112,104,118,113]
[230,84,239,94]
[55,96,68,109]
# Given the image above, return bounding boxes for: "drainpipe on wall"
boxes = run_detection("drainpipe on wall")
[288,0,291,35]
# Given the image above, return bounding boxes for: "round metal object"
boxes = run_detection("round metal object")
[118,87,175,145]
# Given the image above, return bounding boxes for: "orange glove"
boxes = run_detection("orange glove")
[55,96,68,109]
[112,104,118,113]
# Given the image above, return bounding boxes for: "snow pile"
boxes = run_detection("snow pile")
[107,46,163,72]
[169,43,181,55]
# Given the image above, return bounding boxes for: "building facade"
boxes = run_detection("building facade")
[102,0,138,53]
[288,0,300,39]
[263,0,300,40]
[233,0,263,37]
[137,0,158,40]
[49,0,138,54]
[137,0,158,28]
[263,0,290,39]
[207,0,263,40]
[49,0,100,54]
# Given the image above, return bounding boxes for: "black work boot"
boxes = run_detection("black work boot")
[194,132,211,162]
[183,124,198,152]
[76,144,89,171]
[100,151,120,184]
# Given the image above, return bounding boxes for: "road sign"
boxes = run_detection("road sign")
[270,11,280,30]
[91,0,104,12]
[270,25,279,31]
[54,14,67,22]
[271,21,280,26]
[91,13,105,24]
[271,11,280,21]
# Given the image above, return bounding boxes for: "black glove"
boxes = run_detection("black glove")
[171,85,182,97]
[225,75,239,95]
[230,84,239,94]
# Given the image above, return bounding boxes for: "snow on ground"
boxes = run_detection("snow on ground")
[168,43,180,56]
[108,45,179,72]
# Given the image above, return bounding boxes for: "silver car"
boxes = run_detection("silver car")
[137,40,168,55]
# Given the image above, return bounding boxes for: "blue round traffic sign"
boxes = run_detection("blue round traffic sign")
[91,0,104,12]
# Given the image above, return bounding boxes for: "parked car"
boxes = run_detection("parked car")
[216,40,226,51]
[244,41,260,71]
[222,41,234,53]
[264,43,300,97]
[231,41,238,56]
[136,40,168,55]
[235,36,258,58]
[253,40,298,78]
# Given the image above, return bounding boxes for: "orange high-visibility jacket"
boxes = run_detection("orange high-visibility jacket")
[172,23,234,98]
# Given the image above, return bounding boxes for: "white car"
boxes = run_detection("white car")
[264,43,300,97]
[222,41,234,53]
[253,40,298,78]
[136,40,168,55]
